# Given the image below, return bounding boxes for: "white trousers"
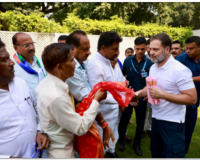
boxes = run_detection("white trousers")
[144,102,152,131]
[96,104,119,153]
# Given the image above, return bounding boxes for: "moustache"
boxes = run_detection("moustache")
[171,52,177,55]
[150,55,156,58]
[10,66,14,71]
[28,49,35,53]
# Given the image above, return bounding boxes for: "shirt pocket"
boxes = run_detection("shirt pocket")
[172,141,185,157]
[19,98,37,124]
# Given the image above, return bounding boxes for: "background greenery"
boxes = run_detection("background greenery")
[105,107,200,158]
[1,2,200,29]
[0,2,199,158]
[0,10,193,47]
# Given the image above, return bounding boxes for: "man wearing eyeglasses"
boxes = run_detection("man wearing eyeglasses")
[11,32,47,98]
[11,32,49,157]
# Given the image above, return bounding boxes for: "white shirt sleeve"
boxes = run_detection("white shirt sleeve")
[176,67,195,91]
[66,70,89,102]
[87,62,117,104]
[49,97,99,136]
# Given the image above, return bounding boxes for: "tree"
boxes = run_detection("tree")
[0,2,74,24]
[72,2,156,24]
[0,2,41,15]
[1,2,200,29]
[167,2,200,30]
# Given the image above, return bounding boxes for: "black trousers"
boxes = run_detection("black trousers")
[119,99,147,146]
[151,118,185,158]
[185,107,198,154]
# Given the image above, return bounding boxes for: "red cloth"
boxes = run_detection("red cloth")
[75,81,134,158]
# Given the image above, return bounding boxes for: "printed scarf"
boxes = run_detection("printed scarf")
[75,81,135,158]
[13,53,46,81]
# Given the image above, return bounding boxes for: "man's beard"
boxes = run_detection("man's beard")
[151,49,166,63]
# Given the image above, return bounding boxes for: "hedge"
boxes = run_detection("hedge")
[0,11,69,33]
[0,11,193,46]
[63,13,193,46]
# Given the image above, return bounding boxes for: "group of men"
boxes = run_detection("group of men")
[0,29,199,158]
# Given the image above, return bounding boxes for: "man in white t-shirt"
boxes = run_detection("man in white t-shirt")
[133,33,197,158]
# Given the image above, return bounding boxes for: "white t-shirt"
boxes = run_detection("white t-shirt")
[150,55,195,123]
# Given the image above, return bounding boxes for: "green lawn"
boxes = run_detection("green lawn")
[106,107,200,158]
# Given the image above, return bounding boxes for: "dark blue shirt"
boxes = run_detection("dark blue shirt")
[122,55,153,92]
[176,52,200,109]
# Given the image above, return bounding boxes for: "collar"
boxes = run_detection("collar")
[32,56,37,65]
[188,55,200,64]
[0,77,15,93]
[132,55,147,61]
[25,55,37,66]
[74,58,81,70]
[156,54,174,70]
[74,58,87,70]
[96,51,111,64]
[48,73,69,93]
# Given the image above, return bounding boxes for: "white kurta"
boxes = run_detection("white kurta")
[35,74,100,158]
[87,52,119,153]
[113,67,126,126]
[0,77,39,158]
[113,67,126,82]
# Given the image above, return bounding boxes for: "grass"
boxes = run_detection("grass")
[105,107,200,158]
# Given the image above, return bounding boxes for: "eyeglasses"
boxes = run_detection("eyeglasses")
[15,42,35,48]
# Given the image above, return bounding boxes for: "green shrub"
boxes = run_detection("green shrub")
[0,11,193,46]
[0,10,69,33]
[63,13,193,46]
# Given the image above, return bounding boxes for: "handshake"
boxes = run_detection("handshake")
[130,77,163,107]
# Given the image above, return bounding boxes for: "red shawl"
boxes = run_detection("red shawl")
[75,81,134,158]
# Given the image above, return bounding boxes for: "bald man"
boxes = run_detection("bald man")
[11,32,47,98]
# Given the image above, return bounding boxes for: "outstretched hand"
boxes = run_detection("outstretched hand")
[131,90,140,102]
[126,80,129,87]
